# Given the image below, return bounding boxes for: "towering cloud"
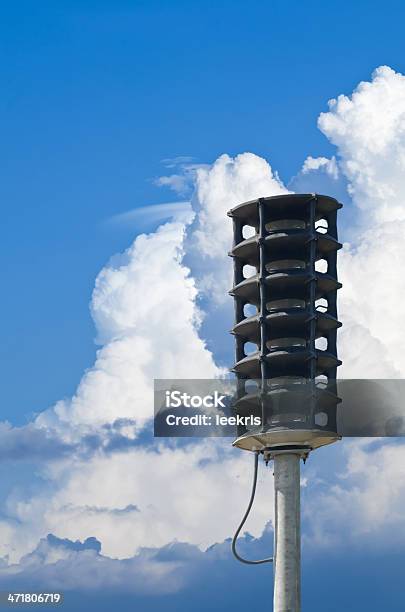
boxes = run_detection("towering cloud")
[319,66,405,225]
[187,152,288,304]
[318,66,405,377]
[36,219,220,437]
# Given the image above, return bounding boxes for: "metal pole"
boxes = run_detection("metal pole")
[273,452,301,612]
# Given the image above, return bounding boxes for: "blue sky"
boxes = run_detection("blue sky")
[2,1,405,610]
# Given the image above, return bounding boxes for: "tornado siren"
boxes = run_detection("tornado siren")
[228,194,342,453]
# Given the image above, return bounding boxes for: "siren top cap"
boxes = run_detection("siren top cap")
[227,193,342,226]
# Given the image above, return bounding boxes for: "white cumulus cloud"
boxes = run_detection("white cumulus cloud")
[318,66,405,377]
[36,220,220,437]
[187,152,288,305]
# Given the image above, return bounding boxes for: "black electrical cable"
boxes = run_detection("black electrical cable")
[231,451,273,565]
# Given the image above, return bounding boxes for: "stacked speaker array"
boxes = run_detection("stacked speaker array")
[228,194,342,451]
